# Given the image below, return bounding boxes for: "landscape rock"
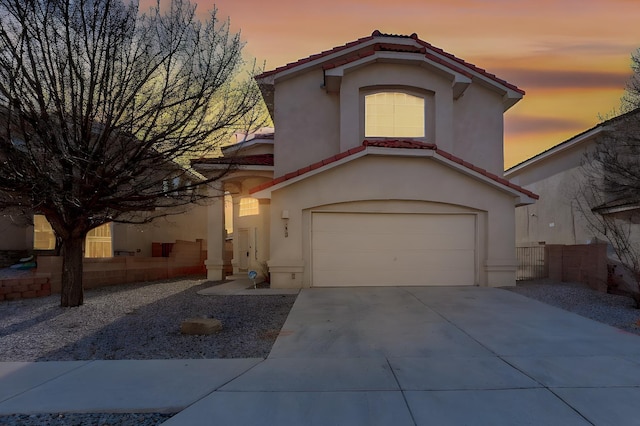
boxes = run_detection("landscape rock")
[180,317,223,335]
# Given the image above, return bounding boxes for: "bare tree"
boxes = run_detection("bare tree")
[576,48,640,306]
[622,49,640,113]
[0,0,264,306]
[576,138,640,307]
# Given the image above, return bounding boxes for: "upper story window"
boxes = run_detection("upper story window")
[365,92,425,138]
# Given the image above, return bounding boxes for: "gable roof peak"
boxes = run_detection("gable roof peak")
[256,31,523,96]
[371,30,419,40]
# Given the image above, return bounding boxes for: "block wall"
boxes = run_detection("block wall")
[2,240,206,301]
[0,276,51,301]
[546,244,608,292]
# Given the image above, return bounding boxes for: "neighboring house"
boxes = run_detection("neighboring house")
[0,207,207,263]
[0,104,211,261]
[193,30,537,288]
[505,110,640,248]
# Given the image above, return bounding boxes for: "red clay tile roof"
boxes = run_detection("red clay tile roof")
[321,43,473,80]
[256,34,376,79]
[249,141,538,199]
[192,154,274,167]
[363,139,437,150]
[412,39,523,95]
[256,30,523,95]
[322,50,377,71]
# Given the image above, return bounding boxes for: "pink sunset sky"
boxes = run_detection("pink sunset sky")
[144,0,640,169]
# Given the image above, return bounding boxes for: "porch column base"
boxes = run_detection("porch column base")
[205,259,225,281]
[268,260,305,289]
[231,259,242,275]
[485,258,517,287]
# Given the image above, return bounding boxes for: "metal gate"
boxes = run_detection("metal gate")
[516,246,547,281]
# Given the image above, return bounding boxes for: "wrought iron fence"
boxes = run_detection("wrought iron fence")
[516,246,547,281]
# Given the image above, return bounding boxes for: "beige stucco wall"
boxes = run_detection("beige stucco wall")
[0,215,32,250]
[112,204,208,257]
[273,69,340,176]
[452,83,505,175]
[272,61,507,178]
[514,170,590,246]
[508,136,595,246]
[264,155,517,288]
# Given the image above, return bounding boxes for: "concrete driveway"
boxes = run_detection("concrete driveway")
[166,286,640,425]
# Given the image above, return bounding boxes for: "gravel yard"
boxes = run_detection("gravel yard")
[504,279,640,335]
[0,277,297,362]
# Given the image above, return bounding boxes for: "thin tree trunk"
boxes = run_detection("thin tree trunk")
[60,235,85,307]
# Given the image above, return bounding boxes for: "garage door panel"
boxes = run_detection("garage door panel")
[314,215,475,250]
[314,231,473,251]
[312,213,476,287]
[314,262,475,287]
[314,248,474,268]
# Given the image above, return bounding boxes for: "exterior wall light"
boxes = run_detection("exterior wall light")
[281,210,289,237]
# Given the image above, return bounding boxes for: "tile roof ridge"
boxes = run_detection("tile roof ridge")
[363,139,437,150]
[371,30,419,39]
[256,34,376,79]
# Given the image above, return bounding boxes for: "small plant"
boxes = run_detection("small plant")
[259,261,271,284]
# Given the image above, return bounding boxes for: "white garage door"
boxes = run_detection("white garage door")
[312,212,476,287]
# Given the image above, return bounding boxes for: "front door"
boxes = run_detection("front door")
[238,229,249,271]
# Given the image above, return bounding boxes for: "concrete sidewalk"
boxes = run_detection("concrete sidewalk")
[3,286,640,425]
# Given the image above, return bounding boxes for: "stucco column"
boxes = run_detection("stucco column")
[485,205,518,287]
[231,196,241,274]
[205,184,225,281]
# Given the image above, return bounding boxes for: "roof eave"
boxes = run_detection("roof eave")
[192,163,274,175]
[222,138,274,155]
[592,203,640,216]
[502,89,524,111]
[429,154,538,202]
[323,51,473,98]
[505,109,640,176]
[504,126,605,177]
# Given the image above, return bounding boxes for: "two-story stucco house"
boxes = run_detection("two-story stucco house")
[193,31,537,289]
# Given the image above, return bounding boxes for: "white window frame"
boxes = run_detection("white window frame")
[361,86,435,142]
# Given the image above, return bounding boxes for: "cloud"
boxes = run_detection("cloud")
[495,69,631,90]
[533,42,639,57]
[505,116,587,136]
